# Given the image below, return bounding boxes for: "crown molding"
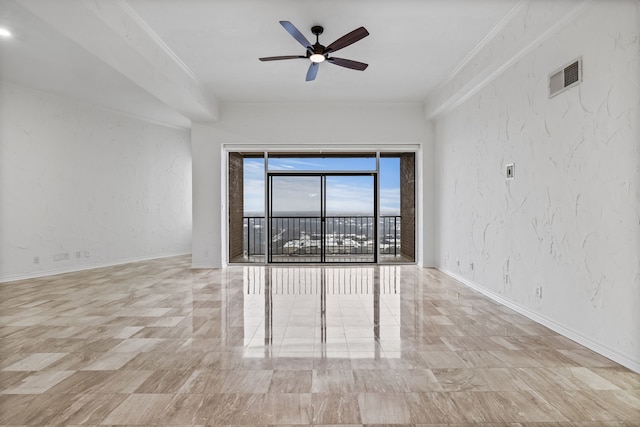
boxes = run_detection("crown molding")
[425,0,593,120]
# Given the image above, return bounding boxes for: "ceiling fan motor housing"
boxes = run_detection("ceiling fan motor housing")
[311,26,325,55]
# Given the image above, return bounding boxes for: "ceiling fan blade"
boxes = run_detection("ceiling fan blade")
[325,27,369,54]
[280,21,313,51]
[327,57,368,71]
[259,55,306,61]
[306,63,319,81]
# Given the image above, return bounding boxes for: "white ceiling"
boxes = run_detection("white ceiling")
[0,0,521,127]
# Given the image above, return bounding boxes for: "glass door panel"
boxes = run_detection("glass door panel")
[269,175,322,263]
[324,175,376,263]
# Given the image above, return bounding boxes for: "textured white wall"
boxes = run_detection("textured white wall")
[0,83,192,281]
[434,2,640,370]
[191,103,434,268]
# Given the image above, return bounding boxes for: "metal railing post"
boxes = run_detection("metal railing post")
[394,216,397,256]
[246,218,250,257]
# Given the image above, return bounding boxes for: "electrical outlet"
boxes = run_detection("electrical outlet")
[84,251,91,258]
[76,251,82,258]
[469,263,474,271]
[504,274,509,284]
[456,258,460,266]
[535,286,542,298]
[33,256,40,264]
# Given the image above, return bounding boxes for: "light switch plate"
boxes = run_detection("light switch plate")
[506,163,515,180]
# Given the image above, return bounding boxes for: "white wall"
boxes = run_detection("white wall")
[0,83,192,281]
[191,102,435,268]
[434,2,640,370]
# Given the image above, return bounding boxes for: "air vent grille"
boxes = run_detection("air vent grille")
[564,61,579,86]
[549,58,582,98]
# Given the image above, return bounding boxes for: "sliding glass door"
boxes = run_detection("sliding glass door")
[230,152,415,264]
[324,175,375,262]
[269,175,323,263]
[268,173,376,263]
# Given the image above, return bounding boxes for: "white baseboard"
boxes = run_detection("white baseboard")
[190,264,222,269]
[0,252,191,283]
[438,268,640,374]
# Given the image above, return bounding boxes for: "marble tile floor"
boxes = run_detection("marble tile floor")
[0,255,639,426]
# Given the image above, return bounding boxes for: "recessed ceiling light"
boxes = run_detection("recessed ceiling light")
[0,28,13,37]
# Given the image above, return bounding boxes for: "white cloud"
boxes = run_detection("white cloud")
[380,187,400,215]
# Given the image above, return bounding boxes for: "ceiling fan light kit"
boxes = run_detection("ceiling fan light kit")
[310,54,325,63]
[259,21,369,81]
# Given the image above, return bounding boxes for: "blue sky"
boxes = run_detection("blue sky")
[244,156,400,214]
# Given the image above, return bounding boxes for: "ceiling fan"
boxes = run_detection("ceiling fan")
[259,21,369,81]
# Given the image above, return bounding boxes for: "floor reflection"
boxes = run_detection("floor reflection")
[239,266,405,359]
[5,255,639,425]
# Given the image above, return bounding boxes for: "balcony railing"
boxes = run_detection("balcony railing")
[243,215,401,258]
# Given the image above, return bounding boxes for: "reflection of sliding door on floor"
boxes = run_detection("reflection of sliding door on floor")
[268,173,376,263]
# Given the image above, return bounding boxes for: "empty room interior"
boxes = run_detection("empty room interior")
[1,0,639,425]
